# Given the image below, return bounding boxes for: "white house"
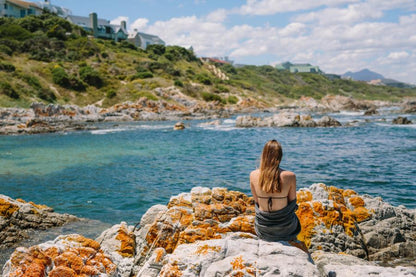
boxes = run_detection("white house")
[128,30,165,50]
[0,0,42,18]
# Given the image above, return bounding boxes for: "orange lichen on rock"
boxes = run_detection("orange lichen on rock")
[297,190,313,202]
[159,263,183,277]
[145,188,255,255]
[66,235,100,250]
[231,256,245,270]
[154,248,166,263]
[115,225,136,257]
[195,244,221,255]
[0,198,19,218]
[296,184,373,247]
[230,256,256,277]
[5,235,117,277]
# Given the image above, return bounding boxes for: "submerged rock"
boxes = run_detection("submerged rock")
[173,121,185,130]
[392,116,413,124]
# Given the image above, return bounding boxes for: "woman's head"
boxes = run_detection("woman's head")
[259,140,283,192]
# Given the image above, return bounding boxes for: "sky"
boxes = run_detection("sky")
[37,0,416,84]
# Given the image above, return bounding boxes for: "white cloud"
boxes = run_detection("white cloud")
[130,18,149,32]
[206,9,228,22]
[387,51,410,60]
[110,16,128,25]
[237,0,360,15]
[126,1,416,84]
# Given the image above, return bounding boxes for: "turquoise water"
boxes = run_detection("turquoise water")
[1,111,415,226]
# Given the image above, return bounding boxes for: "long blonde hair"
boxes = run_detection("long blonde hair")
[259,140,283,193]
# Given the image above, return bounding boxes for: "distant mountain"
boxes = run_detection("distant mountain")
[342,69,384,82]
[342,69,415,88]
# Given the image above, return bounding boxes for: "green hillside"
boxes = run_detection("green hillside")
[1,13,415,108]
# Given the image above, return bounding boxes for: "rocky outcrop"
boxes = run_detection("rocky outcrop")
[0,194,77,250]
[392,116,413,124]
[294,95,381,112]
[401,100,416,113]
[236,112,341,128]
[2,234,117,277]
[3,185,416,276]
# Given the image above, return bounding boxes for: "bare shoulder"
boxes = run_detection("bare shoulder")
[250,169,260,179]
[281,170,296,179]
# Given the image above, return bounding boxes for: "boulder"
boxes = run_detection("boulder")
[0,194,77,250]
[392,116,412,124]
[173,121,185,130]
[2,234,117,277]
[235,113,340,128]
[316,116,342,127]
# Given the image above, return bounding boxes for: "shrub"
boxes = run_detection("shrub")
[147,44,166,56]
[118,40,137,50]
[68,76,86,91]
[220,64,237,75]
[106,90,117,98]
[0,62,16,72]
[0,39,20,55]
[46,24,67,40]
[38,88,56,102]
[195,73,212,85]
[227,95,238,104]
[0,24,32,41]
[16,15,44,32]
[79,66,103,88]
[132,72,154,79]
[22,75,41,89]
[51,66,70,87]
[214,84,229,93]
[201,92,224,103]
[0,82,19,99]
[174,79,184,87]
[164,46,197,62]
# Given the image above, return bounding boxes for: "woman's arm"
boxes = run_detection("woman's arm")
[250,171,259,203]
[287,172,297,202]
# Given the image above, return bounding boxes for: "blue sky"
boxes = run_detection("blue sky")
[37,0,416,84]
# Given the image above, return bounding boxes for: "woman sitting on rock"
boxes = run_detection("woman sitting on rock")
[250,139,306,251]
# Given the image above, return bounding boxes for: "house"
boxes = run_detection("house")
[35,0,71,18]
[276,62,322,73]
[0,0,43,18]
[66,13,128,42]
[128,30,165,49]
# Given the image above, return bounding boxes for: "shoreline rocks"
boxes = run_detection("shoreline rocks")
[0,194,78,251]
[2,184,415,276]
[236,112,342,128]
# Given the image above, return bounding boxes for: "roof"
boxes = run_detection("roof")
[66,15,109,28]
[6,0,40,9]
[129,32,164,43]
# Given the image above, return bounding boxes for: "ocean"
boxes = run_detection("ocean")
[1,109,415,228]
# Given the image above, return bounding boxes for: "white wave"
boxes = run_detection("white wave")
[223,119,236,124]
[137,124,173,130]
[375,123,416,128]
[338,111,363,116]
[199,125,238,131]
[90,128,129,135]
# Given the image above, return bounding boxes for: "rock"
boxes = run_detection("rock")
[0,195,78,250]
[236,113,340,128]
[320,95,376,112]
[312,251,416,277]
[363,107,379,116]
[157,234,319,276]
[2,234,117,277]
[392,116,412,124]
[96,222,136,277]
[173,121,185,130]
[401,100,416,113]
[316,116,342,127]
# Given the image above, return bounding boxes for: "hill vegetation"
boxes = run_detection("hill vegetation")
[1,13,415,108]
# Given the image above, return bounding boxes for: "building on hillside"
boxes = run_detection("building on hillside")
[0,0,42,18]
[201,56,233,65]
[66,13,128,42]
[276,62,322,73]
[128,30,165,50]
[36,0,71,17]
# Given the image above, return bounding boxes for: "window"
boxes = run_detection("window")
[20,9,26,17]
[4,3,8,9]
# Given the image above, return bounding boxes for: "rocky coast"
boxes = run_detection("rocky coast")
[1,93,415,135]
[1,184,415,276]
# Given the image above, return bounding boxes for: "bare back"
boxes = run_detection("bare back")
[250,169,296,212]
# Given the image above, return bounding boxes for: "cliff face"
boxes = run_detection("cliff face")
[2,184,416,276]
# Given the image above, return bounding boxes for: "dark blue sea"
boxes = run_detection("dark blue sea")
[1,109,415,228]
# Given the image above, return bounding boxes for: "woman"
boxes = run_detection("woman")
[250,139,302,243]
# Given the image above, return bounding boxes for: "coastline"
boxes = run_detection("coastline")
[1,94,414,135]
[1,184,415,276]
